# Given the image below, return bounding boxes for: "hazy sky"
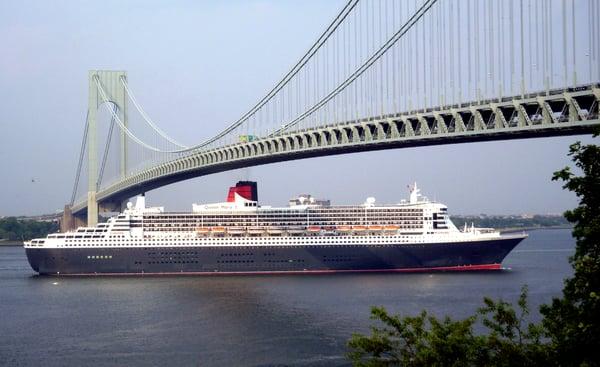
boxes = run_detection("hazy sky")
[0,0,596,217]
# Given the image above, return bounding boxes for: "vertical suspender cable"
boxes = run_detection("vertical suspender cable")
[543,0,549,93]
[415,0,420,109]
[549,0,553,87]
[441,0,446,105]
[597,0,600,81]
[423,4,428,107]
[520,0,525,97]
[456,0,461,105]
[354,6,358,120]
[510,0,515,96]
[589,0,594,82]
[392,0,397,113]
[483,0,494,98]
[467,0,472,102]
[528,0,533,89]
[571,0,577,86]
[382,0,386,116]
[535,0,540,90]
[475,0,479,102]
[562,0,568,86]
[498,0,504,99]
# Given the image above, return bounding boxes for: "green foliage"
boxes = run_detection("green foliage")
[348,135,599,366]
[0,217,59,241]
[348,286,549,366]
[540,139,600,366]
[476,286,548,366]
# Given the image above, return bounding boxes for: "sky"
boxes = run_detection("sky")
[0,0,596,217]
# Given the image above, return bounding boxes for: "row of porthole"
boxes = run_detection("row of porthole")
[217,260,255,264]
[266,259,304,263]
[157,251,198,255]
[69,242,414,248]
[220,253,253,257]
[59,243,432,252]
[324,258,355,262]
[87,255,112,259]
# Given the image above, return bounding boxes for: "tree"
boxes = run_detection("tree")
[540,139,600,366]
[347,286,548,366]
[348,135,600,366]
[0,217,59,241]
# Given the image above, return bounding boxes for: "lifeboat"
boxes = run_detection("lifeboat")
[211,226,226,234]
[267,226,284,235]
[307,226,321,233]
[228,226,245,236]
[384,225,400,231]
[368,225,384,232]
[196,227,211,235]
[352,225,368,233]
[287,226,305,235]
[247,227,265,235]
[336,225,352,232]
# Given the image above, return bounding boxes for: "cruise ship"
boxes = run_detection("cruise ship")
[24,181,526,275]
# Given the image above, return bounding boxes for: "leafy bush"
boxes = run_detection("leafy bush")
[348,136,600,366]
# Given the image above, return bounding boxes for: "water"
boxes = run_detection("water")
[0,229,574,367]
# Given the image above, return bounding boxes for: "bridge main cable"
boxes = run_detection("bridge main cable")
[192,0,360,149]
[273,0,438,136]
[70,111,89,205]
[119,76,189,149]
[94,76,197,153]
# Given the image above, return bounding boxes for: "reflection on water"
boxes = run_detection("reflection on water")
[0,229,574,366]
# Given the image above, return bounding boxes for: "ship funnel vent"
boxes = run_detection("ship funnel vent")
[227,181,258,202]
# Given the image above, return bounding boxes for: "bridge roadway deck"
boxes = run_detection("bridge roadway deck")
[71,85,600,215]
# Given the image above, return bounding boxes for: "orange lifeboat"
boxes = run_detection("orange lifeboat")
[384,225,400,231]
[211,226,226,234]
[352,225,368,232]
[196,227,210,234]
[368,225,384,232]
[307,226,321,233]
[336,225,352,232]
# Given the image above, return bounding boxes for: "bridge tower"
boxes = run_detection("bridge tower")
[87,70,128,226]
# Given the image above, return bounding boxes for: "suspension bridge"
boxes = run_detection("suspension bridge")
[63,0,600,230]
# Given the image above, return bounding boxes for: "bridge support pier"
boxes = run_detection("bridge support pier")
[60,205,87,232]
[87,191,98,227]
[87,70,128,227]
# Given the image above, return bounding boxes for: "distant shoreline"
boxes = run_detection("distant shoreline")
[499,225,573,234]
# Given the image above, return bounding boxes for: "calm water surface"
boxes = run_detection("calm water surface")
[0,229,574,366]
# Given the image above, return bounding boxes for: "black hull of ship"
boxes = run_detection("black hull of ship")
[25,236,525,276]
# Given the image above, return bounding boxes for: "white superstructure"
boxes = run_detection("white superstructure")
[25,183,503,250]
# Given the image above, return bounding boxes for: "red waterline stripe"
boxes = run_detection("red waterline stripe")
[53,264,502,277]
